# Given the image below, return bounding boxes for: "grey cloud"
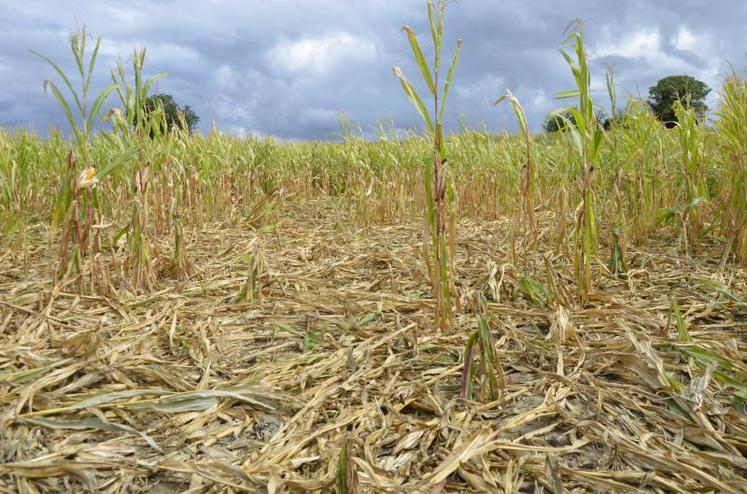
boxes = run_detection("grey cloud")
[0,0,745,139]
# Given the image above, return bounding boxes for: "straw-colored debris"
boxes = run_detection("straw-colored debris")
[1,202,746,493]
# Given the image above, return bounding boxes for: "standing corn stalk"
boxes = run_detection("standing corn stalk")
[110,49,165,291]
[110,48,166,139]
[32,27,117,291]
[716,73,747,265]
[553,22,603,302]
[31,27,117,169]
[620,98,659,245]
[460,294,505,402]
[32,27,117,240]
[673,99,708,253]
[394,0,461,330]
[604,65,627,275]
[495,91,536,235]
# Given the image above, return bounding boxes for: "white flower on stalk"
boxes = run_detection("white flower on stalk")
[76,167,98,191]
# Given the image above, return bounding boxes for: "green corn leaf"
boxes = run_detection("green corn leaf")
[142,72,168,96]
[590,128,604,161]
[671,299,691,343]
[551,109,583,157]
[303,329,321,352]
[568,126,584,158]
[678,345,734,371]
[86,36,102,92]
[336,438,354,493]
[71,30,87,90]
[436,123,446,160]
[558,48,578,76]
[402,25,436,97]
[520,276,546,305]
[31,49,85,117]
[86,84,119,135]
[555,89,580,100]
[439,38,462,122]
[495,90,528,137]
[427,1,440,63]
[713,371,747,400]
[43,81,83,147]
[359,312,379,325]
[476,312,499,399]
[97,146,138,180]
[460,332,478,400]
[566,107,587,136]
[434,0,445,72]
[561,26,580,46]
[393,67,434,133]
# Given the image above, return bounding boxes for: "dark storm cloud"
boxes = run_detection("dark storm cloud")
[0,0,745,139]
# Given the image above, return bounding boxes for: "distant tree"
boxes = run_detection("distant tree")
[648,75,710,128]
[144,93,200,134]
[544,111,576,133]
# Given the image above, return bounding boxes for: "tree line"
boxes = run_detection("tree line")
[545,74,711,132]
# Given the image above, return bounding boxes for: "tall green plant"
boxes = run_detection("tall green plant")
[716,73,747,265]
[603,65,628,275]
[31,26,117,162]
[394,0,462,330]
[109,48,167,138]
[32,26,117,236]
[554,22,603,301]
[620,98,660,244]
[108,49,169,291]
[673,98,708,252]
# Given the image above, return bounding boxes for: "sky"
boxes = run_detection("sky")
[0,0,745,140]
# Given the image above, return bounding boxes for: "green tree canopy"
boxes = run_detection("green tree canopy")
[648,75,710,128]
[144,93,200,134]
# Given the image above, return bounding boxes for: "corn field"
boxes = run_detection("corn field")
[1,5,746,493]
